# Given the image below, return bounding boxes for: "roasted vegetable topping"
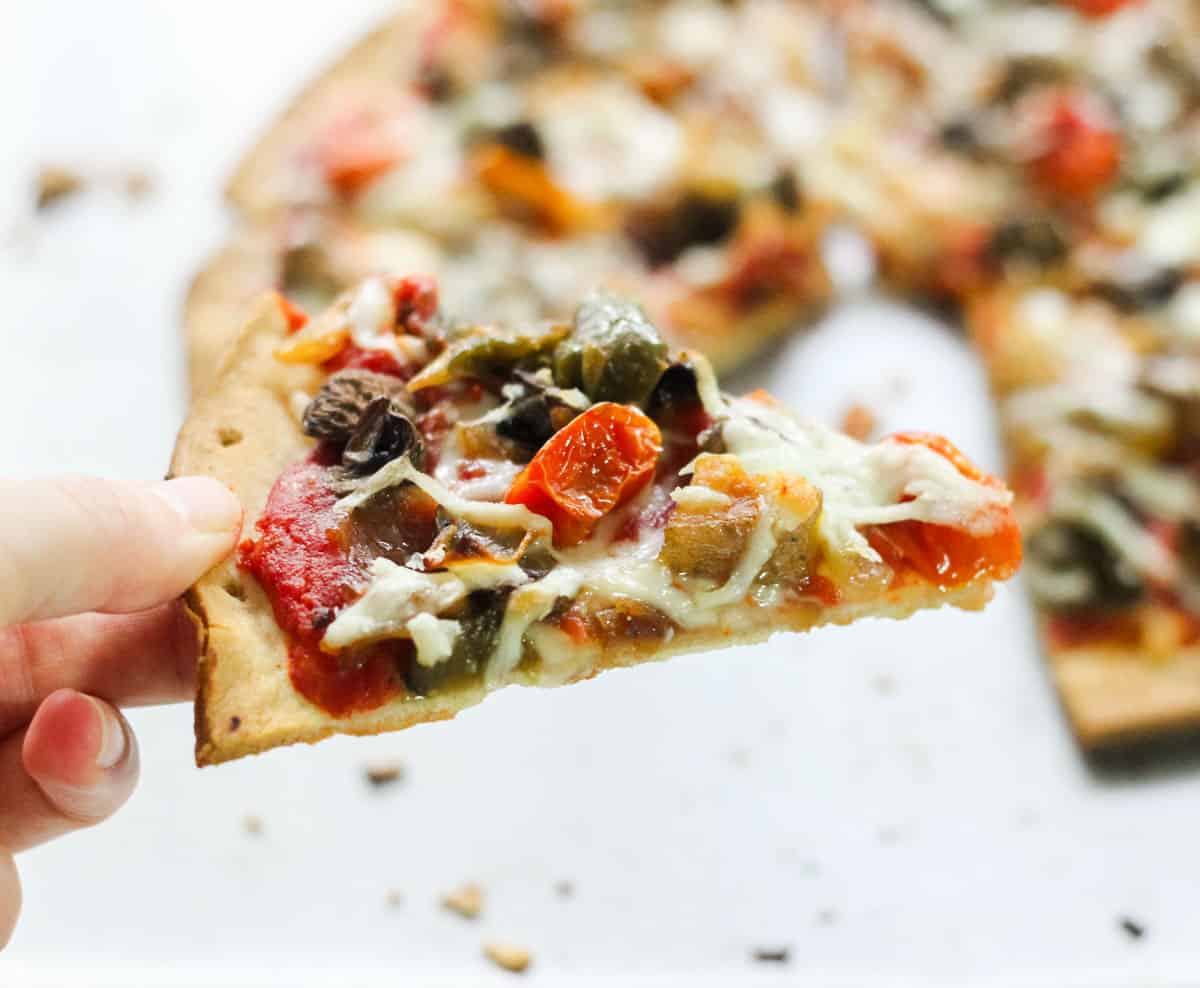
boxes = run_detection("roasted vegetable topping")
[342,396,422,476]
[405,590,507,696]
[1026,519,1144,611]
[495,372,586,452]
[661,456,762,585]
[302,369,412,444]
[554,292,669,406]
[1094,267,1182,313]
[407,322,569,390]
[347,483,441,569]
[505,402,663,547]
[1026,92,1121,202]
[768,170,802,213]
[625,191,741,267]
[987,218,1067,269]
[491,120,545,160]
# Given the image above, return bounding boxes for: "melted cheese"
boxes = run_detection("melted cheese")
[407,613,461,668]
[337,457,552,537]
[346,277,400,356]
[717,397,1011,560]
[541,80,683,202]
[489,568,583,685]
[323,559,468,650]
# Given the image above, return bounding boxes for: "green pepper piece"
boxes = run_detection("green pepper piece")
[553,291,669,406]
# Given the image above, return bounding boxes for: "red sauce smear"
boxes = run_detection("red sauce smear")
[239,456,410,717]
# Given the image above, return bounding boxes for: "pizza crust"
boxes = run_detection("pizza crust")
[1050,642,1200,748]
[172,295,998,765]
[184,230,284,397]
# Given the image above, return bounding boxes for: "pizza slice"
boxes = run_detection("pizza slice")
[970,275,1200,746]
[173,273,1021,764]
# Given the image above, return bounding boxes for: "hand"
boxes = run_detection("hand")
[0,475,241,947]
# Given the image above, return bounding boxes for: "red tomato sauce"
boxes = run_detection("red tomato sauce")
[238,455,409,717]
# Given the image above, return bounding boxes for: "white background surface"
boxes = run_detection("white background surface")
[3,3,1198,985]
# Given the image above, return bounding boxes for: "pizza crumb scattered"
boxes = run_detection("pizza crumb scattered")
[1118,916,1146,940]
[871,673,896,696]
[442,882,483,919]
[122,168,155,201]
[483,940,532,974]
[839,402,877,441]
[751,946,790,964]
[729,747,751,768]
[554,879,574,899]
[385,889,403,909]
[364,761,405,788]
[35,166,84,210]
[242,814,264,837]
[815,908,837,926]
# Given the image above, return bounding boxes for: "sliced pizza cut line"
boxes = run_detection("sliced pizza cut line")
[173,274,1020,765]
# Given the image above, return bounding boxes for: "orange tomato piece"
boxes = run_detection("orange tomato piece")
[873,432,1022,587]
[505,402,663,547]
[275,293,309,333]
[316,114,404,198]
[1027,95,1121,202]
[473,144,598,236]
[1060,0,1141,16]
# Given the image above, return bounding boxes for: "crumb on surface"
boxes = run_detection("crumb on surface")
[242,814,263,837]
[751,946,790,964]
[1119,916,1146,940]
[35,166,84,210]
[385,889,403,909]
[122,168,154,200]
[554,879,574,899]
[483,940,532,973]
[442,882,483,919]
[815,908,837,926]
[364,761,405,788]
[840,401,877,441]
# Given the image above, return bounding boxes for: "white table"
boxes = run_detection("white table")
[3,4,1197,984]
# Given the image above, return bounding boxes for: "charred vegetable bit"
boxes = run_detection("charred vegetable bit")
[625,191,742,267]
[496,372,585,452]
[342,396,422,476]
[491,120,545,160]
[987,217,1067,270]
[405,590,507,695]
[408,322,569,390]
[347,483,440,569]
[1094,267,1182,313]
[554,291,669,406]
[768,170,802,213]
[302,369,412,444]
[1026,518,1144,612]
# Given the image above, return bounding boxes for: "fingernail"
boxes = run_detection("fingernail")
[153,477,241,536]
[89,697,127,770]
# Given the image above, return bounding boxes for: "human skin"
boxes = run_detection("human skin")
[0,475,241,947]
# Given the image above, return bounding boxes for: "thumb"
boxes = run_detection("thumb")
[0,475,242,627]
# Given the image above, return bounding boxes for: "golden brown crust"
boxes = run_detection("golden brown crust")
[172,293,1001,764]
[1049,641,1200,748]
[184,230,284,397]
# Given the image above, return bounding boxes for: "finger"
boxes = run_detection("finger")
[0,475,241,628]
[0,853,18,949]
[0,601,197,738]
[0,690,138,854]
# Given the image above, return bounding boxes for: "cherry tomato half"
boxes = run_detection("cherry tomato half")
[506,402,663,547]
